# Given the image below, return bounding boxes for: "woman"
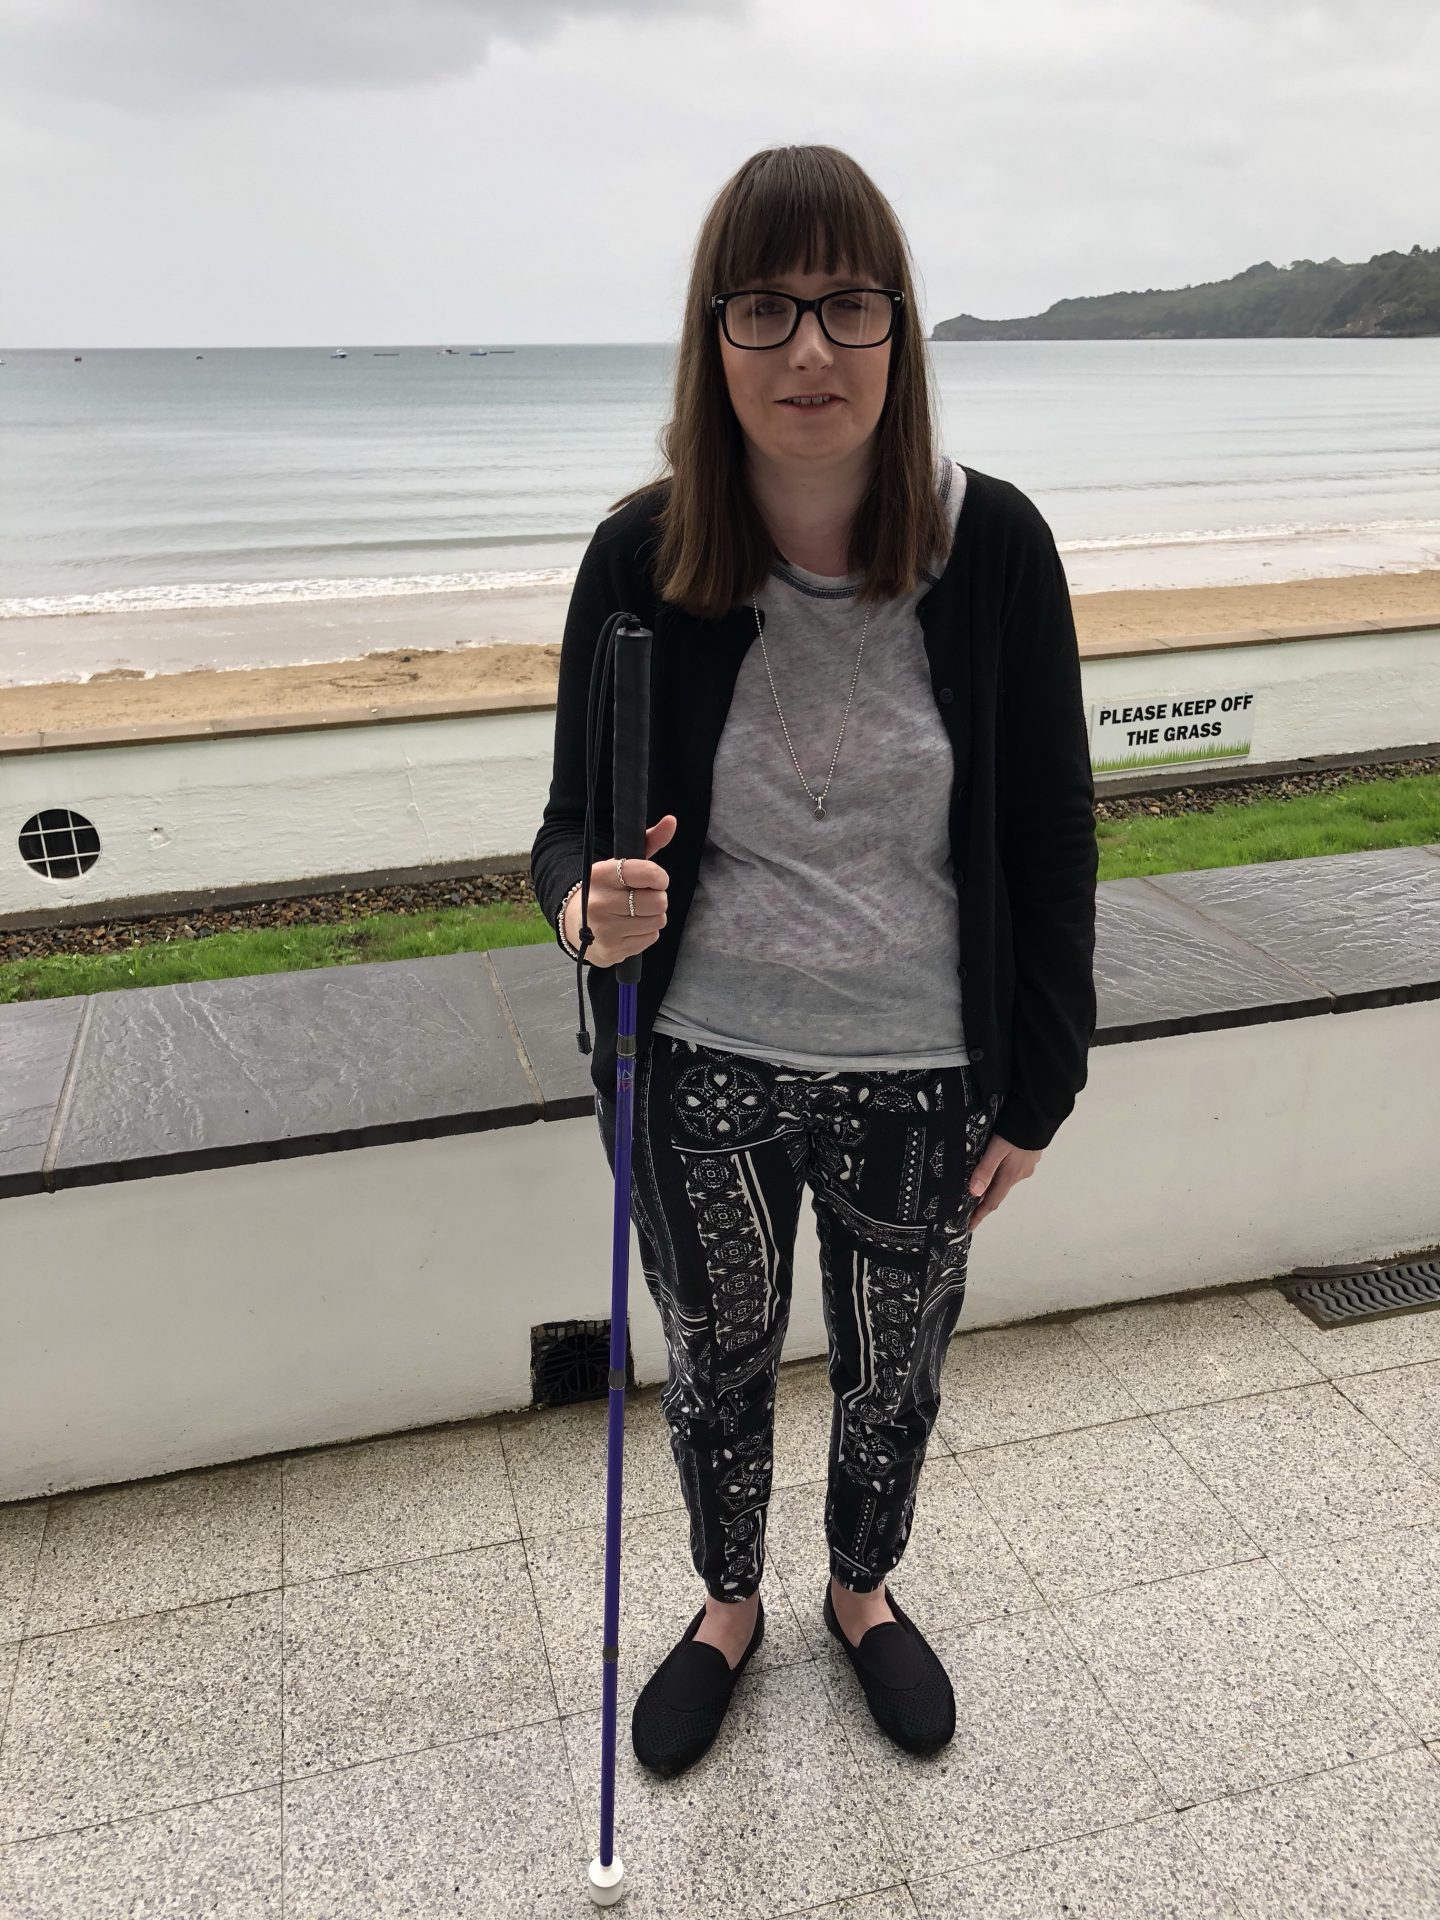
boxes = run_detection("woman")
[531,145,1097,1779]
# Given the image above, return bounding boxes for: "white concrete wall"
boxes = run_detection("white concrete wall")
[0,706,556,918]
[4,626,1438,920]
[4,996,1438,1502]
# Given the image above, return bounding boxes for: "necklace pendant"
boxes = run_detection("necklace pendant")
[814,798,826,818]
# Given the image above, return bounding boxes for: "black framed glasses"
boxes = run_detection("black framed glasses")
[711,287,903,350]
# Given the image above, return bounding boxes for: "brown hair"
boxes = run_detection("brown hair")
[607,144,950,620]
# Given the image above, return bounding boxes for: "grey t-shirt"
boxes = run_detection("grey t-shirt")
[652,454,970,1070]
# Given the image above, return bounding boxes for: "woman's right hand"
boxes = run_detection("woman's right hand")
[563,815,676,967]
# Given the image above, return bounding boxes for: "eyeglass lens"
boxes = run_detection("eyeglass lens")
[724,291,892,349]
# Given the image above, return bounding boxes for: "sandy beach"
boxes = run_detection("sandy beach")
[2,569,1438,738]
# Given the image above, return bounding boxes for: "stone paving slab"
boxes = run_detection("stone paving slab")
[1146,845,1440,1008]
[37,952,538,1190]
[0,995,86,1200]
[4,1283,1440,1915]
[5,844,1439,1197]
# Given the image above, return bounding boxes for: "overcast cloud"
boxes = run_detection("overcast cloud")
[0,0,1432,346]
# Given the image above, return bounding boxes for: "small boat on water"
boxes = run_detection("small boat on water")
[469,350,488,356]
[329,348,348,358]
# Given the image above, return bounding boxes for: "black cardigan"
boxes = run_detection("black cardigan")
[530,464,1098,1151]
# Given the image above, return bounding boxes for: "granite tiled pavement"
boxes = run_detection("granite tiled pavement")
[3,1283,1440,1917]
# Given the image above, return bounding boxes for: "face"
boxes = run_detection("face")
[716,262,893,476]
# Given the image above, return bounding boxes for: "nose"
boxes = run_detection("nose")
[791,309,833,360]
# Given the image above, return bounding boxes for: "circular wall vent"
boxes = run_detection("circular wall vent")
[19,808,101,880]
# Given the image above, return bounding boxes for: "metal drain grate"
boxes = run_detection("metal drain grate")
[19,807,101,880]
[531,1317,634,1409]
[1279,1258,1440,1328]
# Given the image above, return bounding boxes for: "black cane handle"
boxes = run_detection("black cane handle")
[610,618,652,987]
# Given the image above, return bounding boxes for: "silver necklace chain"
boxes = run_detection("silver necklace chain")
[751,592,869,819]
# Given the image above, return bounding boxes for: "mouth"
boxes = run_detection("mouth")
[777,393,842,410]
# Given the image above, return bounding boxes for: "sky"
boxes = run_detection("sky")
[0,0,1434,349]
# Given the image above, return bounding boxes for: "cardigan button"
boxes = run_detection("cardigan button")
[971,1047,985,1061]
[937,685,954,704]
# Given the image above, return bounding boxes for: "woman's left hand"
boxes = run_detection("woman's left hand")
[967,1134,1041,1227]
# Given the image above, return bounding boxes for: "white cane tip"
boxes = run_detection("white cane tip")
[587,1853,626,1904]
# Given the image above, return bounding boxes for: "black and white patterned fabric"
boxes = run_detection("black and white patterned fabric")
[595,1032,1001,1601]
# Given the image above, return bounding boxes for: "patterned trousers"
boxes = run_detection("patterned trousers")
[594,1032,1003,1601]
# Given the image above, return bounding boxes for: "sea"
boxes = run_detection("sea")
[2,338,1437,685]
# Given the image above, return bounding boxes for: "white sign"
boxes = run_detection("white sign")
[1089,690,1256,775]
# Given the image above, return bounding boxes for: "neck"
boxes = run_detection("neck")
[744,442,871,572]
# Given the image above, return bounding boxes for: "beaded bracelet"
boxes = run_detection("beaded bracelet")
[556,879,586,961]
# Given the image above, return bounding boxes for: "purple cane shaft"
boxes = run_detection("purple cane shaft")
[598,976,638,1865]
[594,614,650,1883]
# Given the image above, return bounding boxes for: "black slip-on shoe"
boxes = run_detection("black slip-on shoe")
[823,1581,956,1754]
[631,1594,765,1778]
